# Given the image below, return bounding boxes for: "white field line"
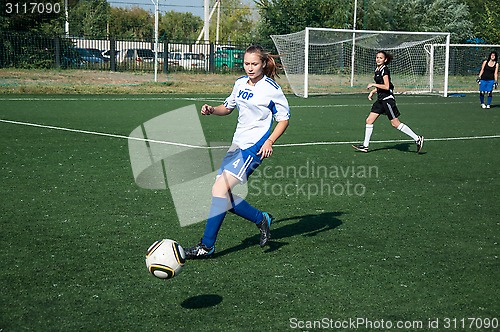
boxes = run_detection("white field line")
[0,96,477,108]
[1,118,499,149]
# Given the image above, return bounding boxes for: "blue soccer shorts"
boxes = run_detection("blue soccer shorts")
[217,147,261,183]
[479,80,495,92]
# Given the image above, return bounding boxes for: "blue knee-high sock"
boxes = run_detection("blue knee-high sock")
[480,93,485,104]
[229,195,263,224]
[487,94,492,105]
[202,197,229,247]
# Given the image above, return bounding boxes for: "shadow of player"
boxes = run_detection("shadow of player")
[368,142,413,153]
[215,211,344,257]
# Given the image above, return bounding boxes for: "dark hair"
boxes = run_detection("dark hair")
[488,51,498,62]
[245,45,280,80]
[377,50,394,65]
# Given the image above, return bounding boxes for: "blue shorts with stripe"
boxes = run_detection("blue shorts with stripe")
[371,97,400,120]
[217,147,261,183]
[479,80,495,92]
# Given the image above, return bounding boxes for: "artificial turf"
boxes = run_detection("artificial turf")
[0,93,498,331]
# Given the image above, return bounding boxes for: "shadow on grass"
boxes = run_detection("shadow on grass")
[368,142,428,154]
[215,211,344,257]
[181,294,223,309]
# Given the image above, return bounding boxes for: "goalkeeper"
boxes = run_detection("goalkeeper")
[477,51,499,109]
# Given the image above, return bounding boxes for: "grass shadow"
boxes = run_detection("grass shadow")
[369,142,413,153]
[215,211,344,257]
[181,294,223,309]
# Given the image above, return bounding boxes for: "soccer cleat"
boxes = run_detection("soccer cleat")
[416,135,424,153]
[481,104,487,109]
[184,240,215,259]
[486,105,491,109]
[352,144,368,153]
[257,212,273,247]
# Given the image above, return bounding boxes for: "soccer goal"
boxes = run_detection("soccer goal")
[428,43,500,93]
[271,28,451,97]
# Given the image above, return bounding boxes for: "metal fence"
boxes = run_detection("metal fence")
[0,31,247,74]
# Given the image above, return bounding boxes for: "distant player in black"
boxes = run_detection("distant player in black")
[477,51,499,109]
[353,51,424,153]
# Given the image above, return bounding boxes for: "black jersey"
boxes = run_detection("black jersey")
[374,65,395,100]
[480,61,497,81]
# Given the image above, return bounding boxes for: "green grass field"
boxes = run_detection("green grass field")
[1,93,499,331]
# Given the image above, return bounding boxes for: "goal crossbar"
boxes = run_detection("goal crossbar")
[272,27,451,98]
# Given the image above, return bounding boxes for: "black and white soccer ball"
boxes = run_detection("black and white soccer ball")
[145,239,186,279]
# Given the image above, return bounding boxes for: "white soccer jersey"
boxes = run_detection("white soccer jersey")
[223,75,290,150]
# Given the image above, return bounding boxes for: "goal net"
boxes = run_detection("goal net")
[429,43,500,93]
[271,28,450,97]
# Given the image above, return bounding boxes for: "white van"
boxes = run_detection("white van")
[118,49,155,63]
[169,52,207,70]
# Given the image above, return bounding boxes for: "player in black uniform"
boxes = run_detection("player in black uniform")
[352,51,424,153]
[477,51,499,109]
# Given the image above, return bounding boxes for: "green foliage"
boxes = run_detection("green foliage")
[109,6,153,40]
[69,0,110,37]
[0,0,63,34]
[211,0,255,44]
[254,0,353,48]
[465,0,500,44]
[257,0,479,44]
[160,11,203,41]
[481,4,500,44]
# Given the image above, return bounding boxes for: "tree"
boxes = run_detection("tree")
[464,0,500,43]
[256,0,476,46]
[254,0,355,49]
[360,0,473,42]
[210,0,256,44]
[0,0,65,34]
[70,0,110,37]
[159,11,203,42]
[109,7,153,39]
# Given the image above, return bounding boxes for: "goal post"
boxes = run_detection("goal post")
[271,28,451,97]
[429,43,500,94]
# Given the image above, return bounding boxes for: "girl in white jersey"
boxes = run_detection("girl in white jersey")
[185,45,290,259]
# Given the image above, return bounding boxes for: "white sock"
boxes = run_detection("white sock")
[363,124,374,147]
[397,123,418,141]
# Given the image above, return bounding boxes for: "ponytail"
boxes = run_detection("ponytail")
[377,50,394,65]
[245,45,281,80]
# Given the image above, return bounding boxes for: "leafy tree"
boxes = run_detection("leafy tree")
[210,0,256,44]
[159,11,203,42]
[256,0,475,45]
[0,0,65,34]
[254,0,355,49]
[464,0,500,43]
[109,6,153,39]
[70,0,110,37]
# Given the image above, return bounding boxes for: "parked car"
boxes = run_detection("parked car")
[157,51,180,68]
[75,48,105,63]
[102,49,120,61]
[214,49,245,70]
[61,47,85,68]
[169,52,207,70]
[118,49,155,63]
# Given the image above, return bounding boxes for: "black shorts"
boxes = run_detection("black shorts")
[371,97,400,120]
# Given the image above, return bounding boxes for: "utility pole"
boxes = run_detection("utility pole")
[64,0,69,36]
[151,0,159,82]
[203,0,209,43]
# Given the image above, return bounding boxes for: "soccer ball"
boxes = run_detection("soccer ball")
[145,239,186,279]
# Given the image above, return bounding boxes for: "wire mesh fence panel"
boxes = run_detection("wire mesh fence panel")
[1,32,247,75]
